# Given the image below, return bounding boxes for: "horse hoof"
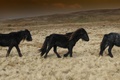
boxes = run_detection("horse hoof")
[41,53,44,57]
[108,54,113,58]
[6,55,9,57]
[64,54,68,57]
[44,56,47,58]
[57,56,61,58]
[70,56,73,57]
[110,55,113,58]
[99,54,103,56]
[19,55,23,57]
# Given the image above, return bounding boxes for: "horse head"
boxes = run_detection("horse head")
[80,28,89,41]
[69,28,89,41]
[23,29,32,41]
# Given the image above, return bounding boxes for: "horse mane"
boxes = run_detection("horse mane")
[69,28,85,41]
[9,30,28,41]
[65,32,73,39]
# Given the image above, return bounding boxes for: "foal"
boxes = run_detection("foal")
[40,28,89,58]
[0,29,32,57]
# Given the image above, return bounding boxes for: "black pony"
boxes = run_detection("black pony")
[99,32,120,58]
[0,29,32,57]
[40,28,89,58]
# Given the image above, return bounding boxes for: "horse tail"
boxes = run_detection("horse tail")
[99,34,108,56]
[100,34,108,48]
[39,36,50,56]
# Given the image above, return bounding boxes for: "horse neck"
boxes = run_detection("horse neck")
[17,31,26,43]
[70,35,81,43]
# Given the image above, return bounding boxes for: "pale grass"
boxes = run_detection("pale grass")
[0,21,120,80]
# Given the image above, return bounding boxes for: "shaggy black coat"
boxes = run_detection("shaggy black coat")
[99,33,120,58]
[40,28,89,58]
[0,29,32,57]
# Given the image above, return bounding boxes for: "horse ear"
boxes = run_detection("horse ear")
[81,28,84,30]
[80,28,85,34]
[25,29,29,31]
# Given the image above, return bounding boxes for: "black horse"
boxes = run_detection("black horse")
[99,32,120,58]
[0,29,32,57]
[40,28,89,58]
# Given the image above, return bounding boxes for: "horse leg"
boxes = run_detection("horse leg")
[15,45,22,57]
[6,46,13,57]
[64,52,69,57]
[64,47,73,57]
[99,44,108,56]
[41,50,46,57]
[44,46,52,58]
[108,45,114,58]
[53,45,61,58]
[69,47,73,57]
[99,47,106,56]
[67,45,73,57]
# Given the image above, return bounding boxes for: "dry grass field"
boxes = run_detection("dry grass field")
[0,9,120,80]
